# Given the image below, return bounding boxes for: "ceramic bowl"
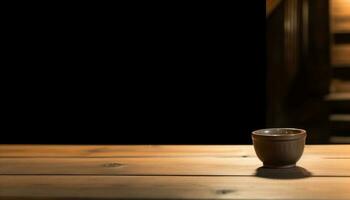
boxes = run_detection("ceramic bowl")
[252,128,306,168]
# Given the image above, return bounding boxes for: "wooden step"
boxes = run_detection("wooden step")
[326,92,350,101]
[332,20,350,33]
[331,0,350,33]
[331,0,350,19]
[332,45,350,66]
[330,136,350,143]
[330,114,350,121]
[330,80,350,93]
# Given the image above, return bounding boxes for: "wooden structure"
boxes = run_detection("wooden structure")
[0,145,349,199]
[328,0,350,143]
[267,0,331,143]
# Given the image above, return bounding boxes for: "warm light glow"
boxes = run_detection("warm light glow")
[266,0,282,17]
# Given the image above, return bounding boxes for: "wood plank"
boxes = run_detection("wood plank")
[330,136,350,144]
[1,145,350,158]
[332,45,350,66]
[0,155,350,177]
[0,145,254,157]
[332,20,350,33]
[330,114,350,121]
[331,0,350,18]
[331,0,350,33]
[332,10,350,19]
[330,79,350,93]
[325,92,350,101]
[1,176,350,200]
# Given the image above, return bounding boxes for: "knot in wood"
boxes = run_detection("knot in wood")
[216,189,234,195]
[102,163,123,168]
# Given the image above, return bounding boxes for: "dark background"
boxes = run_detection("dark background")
[3,2,266,144]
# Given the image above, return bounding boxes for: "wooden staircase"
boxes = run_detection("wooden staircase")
[328,0,350,143]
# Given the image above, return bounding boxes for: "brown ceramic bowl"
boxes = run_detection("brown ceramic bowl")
[252,128,306,168]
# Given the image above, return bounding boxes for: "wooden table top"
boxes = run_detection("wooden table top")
[0,145,349,199]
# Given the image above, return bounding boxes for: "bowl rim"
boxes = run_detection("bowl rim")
[252,128,306,137]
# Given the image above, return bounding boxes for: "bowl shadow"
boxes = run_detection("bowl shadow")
[255,166,312,179]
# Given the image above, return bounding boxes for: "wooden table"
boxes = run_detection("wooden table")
[0,145,349,199]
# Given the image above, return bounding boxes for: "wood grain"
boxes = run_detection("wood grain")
[330,80,350,93]
[1,145,350,157]
[331,0,350,19]
[326,92,350,101]
[1,145,350,199]
[0,145,253,157]
[330,136,350,144]
[0,156,350,177]
[332,45,350,65]
[330,114,350,122]
[1,176,350,200]
[332,20,350,33]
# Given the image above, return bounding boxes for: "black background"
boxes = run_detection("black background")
[2,2,266,144]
